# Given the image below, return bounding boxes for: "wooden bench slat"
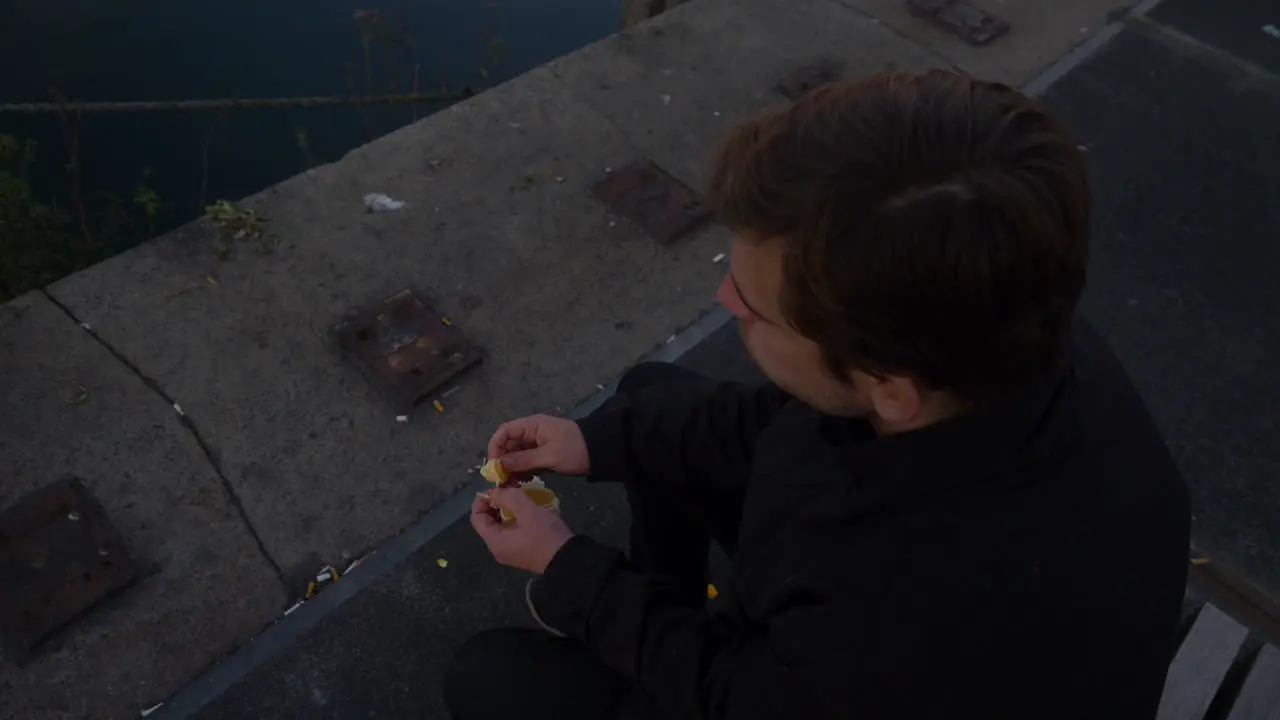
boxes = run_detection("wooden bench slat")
[1226,645,1280,720]
[1158,604,1250,720]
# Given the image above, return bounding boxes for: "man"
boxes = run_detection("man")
[444,70,1190,718]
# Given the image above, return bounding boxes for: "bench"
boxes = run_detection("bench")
[1158,602,1280,720]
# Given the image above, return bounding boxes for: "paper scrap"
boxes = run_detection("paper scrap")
[363,193,408,212]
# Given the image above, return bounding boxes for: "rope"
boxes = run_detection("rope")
[0,91,474,115]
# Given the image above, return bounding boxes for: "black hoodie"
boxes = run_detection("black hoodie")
[533,322,1190,719]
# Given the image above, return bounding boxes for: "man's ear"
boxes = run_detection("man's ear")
[868,375,923,426]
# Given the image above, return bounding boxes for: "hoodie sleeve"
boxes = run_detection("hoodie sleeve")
[575,372,789,491]
[532,536,844,719]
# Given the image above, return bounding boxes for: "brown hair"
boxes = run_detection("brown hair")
[707,70,1090,403]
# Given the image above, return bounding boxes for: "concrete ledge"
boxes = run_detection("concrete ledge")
[0,293,283,719]
[44,0,949,585]
[552,0,945,187]
[47,65,732,578]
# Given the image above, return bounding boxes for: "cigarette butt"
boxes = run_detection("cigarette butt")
[433,400,444,413]
[441,316,453,327]
[1191,557,1210,566]
[305,581,318,599]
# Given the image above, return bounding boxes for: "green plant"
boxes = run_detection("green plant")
[133,168,162,238]
[204,200,277,258]
[477,2,508,85]
[0,135,73,300]
[294,127,321,169]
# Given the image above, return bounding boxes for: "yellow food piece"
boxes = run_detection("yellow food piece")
[479,458,508,486]
[436,557,449,568]
[498,486,561,525]
[707,584,718,600]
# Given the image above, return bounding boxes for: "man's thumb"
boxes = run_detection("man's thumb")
[498,447,547,473]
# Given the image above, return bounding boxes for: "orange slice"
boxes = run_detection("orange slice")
[498,485,562,525]
[479,458,508,486]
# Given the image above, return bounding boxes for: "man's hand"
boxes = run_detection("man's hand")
[487,414,590,476]
[471,488,574,573]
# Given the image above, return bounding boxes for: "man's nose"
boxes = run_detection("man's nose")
[715,272,745,319]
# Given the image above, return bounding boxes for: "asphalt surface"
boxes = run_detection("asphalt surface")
[188,6,1280,718]
[1044,12,1280,594]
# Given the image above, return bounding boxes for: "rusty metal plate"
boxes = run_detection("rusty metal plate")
[0,478,136,660]
[906,0,1009,46]
[777,61,843,100]
[336,290,483,407]
[591,160,712,245]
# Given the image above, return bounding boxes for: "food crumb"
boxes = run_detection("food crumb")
[707,584,718,599]
[437,558,449,568]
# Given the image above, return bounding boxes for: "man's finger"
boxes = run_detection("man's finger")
[486,423,513,460]
[498,447,549,473]
[487,419,534,459]
[470,495,500,534]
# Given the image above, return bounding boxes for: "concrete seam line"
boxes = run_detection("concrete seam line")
[1126,15,1280,85]
[37,289,290,591]
[1129,0,1171,18]
[152,305,733,719]
[1021,22,1126,98]
[1020,0,1173,98]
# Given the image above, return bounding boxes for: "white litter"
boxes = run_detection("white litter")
[141,703,164,717]
[712,252,726,263]
[283,600,304,616]
[1264,24,1280,39]
[396,415,410,423]
[666,335,676,344]
[363,193,408,212]
[172,403,184,416]
[661,94,672,105]
[80,323,91,331]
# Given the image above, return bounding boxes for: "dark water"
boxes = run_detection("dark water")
[0,0,620,235]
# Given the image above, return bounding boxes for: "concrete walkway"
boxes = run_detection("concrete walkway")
[5,0,1278,717]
